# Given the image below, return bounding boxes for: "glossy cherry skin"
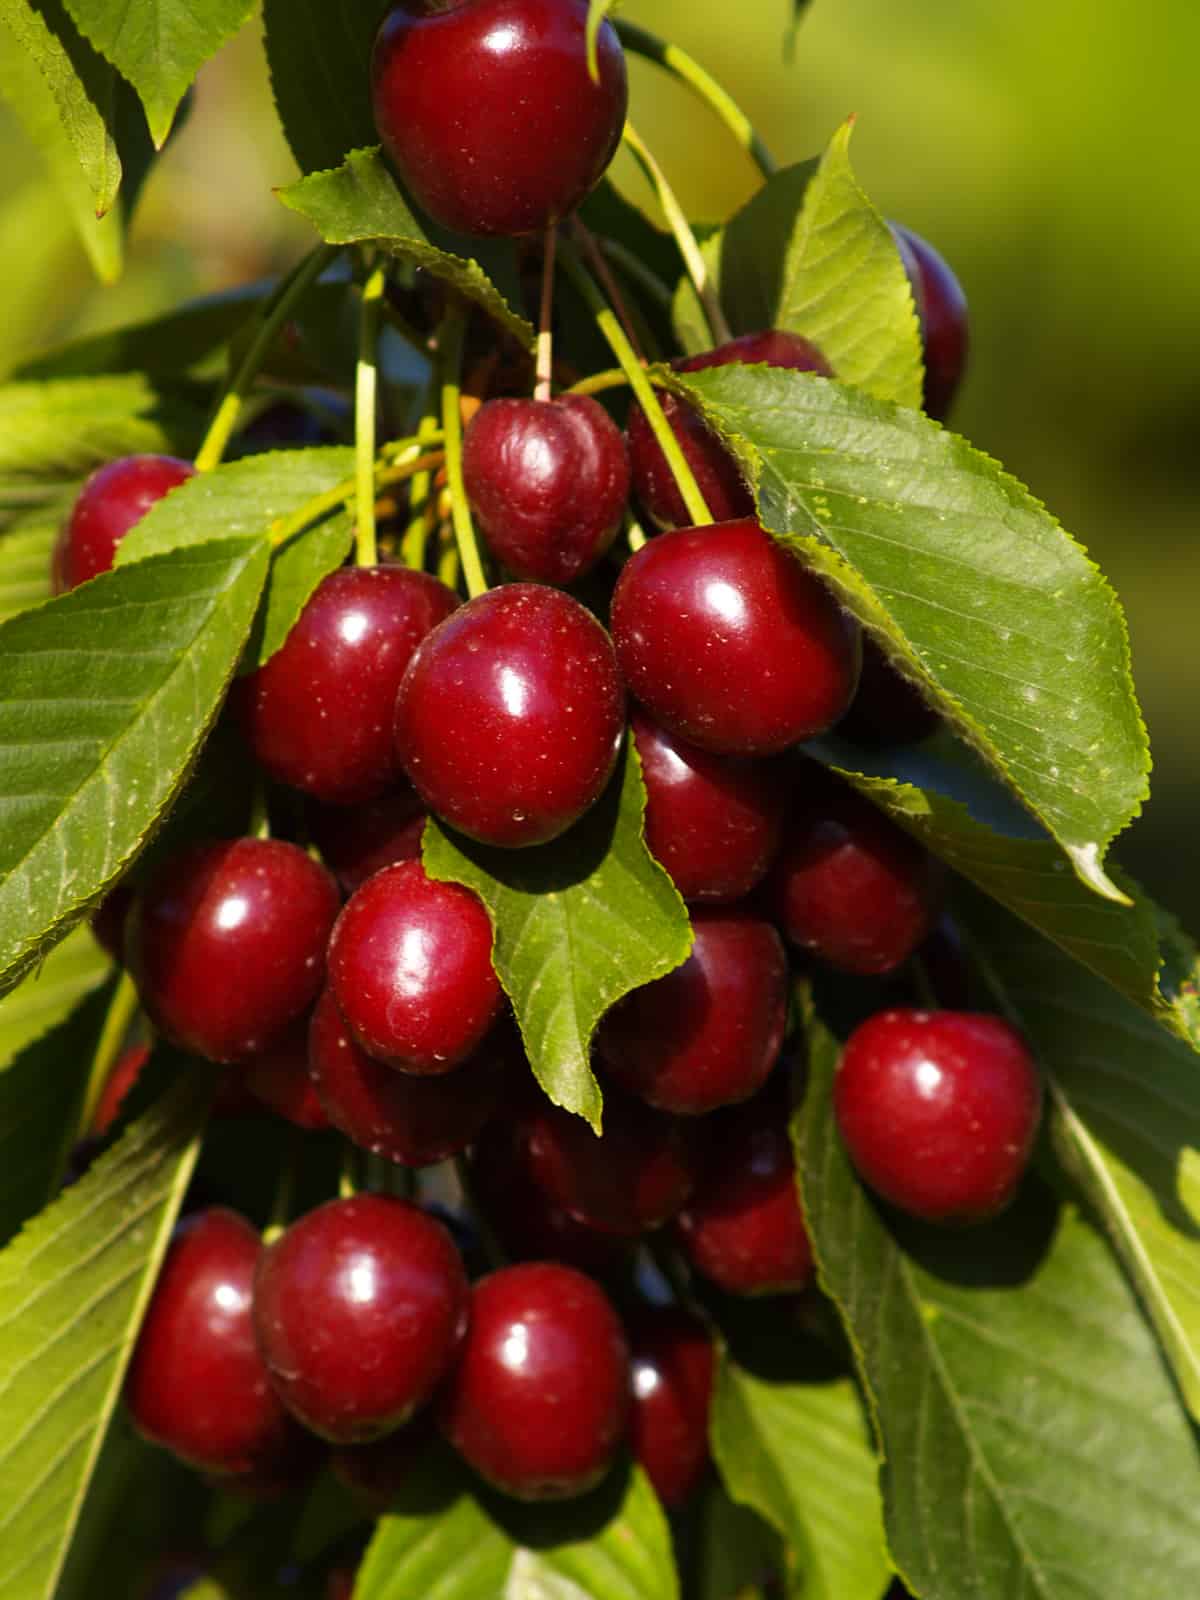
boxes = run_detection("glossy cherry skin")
[244,1016,330,1129]
[55,454,195,591]
[767,767,942,976]
[372,0,627,237]
[233,565,458,806]
[128,838,340,1064]
[327,859,502,1073]
[627,331,831,530]
[627,1304,715,1508]
[612,519,860,755]
[598,910,787,1115]
[462,395,630,585]
[630,710,787,903]
[834,1009,1042,1223]
[253,1194,470,1442]
[125,1208,296,1473]
[305,785,426,893]
[835,634,941,747]
[309,986,508,1164]
[891,223,968,421]
[395,583,626,846]
[437,1261,630,1499]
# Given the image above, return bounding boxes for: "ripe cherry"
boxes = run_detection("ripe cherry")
[305,786,426,893]
[128,838,339,1064]
[125,1208,295,1474]
[253,1194,469,1442]
[91,1041,150,1136]
[627,1304,714,1508]
[395,583,625,846]
[331,1414,435,1510]
[327,859,502,1073]
[244,1017,330,1130]
[612,519,859,755]
[372,0,627,237]
[233,565,457,806]
[90,880,134,961]
[597,910,787,1115]
[437,1261,630,1499]
[627,331,831,530]
[462,395,630,585]
[834,1008,1042,1223]
[54,454,195,591]
[835,634,940,747]
[891,223,968,421]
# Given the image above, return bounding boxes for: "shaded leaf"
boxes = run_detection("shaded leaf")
[696,1483,785,1600]
[0,487,77,622]
[0,374,206,482]
[262,0,382,176]
[0,925,109,1070]
[243,512,354,672]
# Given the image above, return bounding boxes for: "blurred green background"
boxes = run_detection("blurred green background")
[1,0,1196,919]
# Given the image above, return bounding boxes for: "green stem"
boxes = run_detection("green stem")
[595,235,675,311]
[401,411,443,570]
[535,225,557,402]
[263,1127,304,1246]
[438,309,488,598]
[355,261,388,568]
[564,367,629,398]
[614,20,777,179]
[560,236,713,526]
[339,1140,360,1200]
[194,244,338,474]
[77,971,140,1139]
[268,447,444,550]
[626,515,648,553]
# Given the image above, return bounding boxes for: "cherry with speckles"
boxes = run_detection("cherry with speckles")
[54,454,195,591]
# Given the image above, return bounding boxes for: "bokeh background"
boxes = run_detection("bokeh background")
[2,0,1196,918]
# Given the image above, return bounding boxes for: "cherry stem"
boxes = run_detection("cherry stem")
[574,219,646,362]
[438,308,489,599]
[268,446,445,550]
[622,123,732,347]
[75,971,141,1145]
[626,515,648,552]
[594,235,674,311]
[564,367,629,398]
[535,225,557,402]
[401,410,443,570]
[263,1127,304,1246]
[339,1141,360,1200]
[355,260,388,568]
[614,20,777,179]
[559,236,713,526]
[194,244,339,474]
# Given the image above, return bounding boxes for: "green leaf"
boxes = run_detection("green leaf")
[243,512,354,672]
[0,925,109,1070]
[0,537,270,997]
[671,224,725,357]
[0,487,76,623]
[354,1445,677,1600]
[677,363,1149,902]
[0,374,206,482]
[0,1069,210,1600]
[59,0,254,146]
[696,1483,785,1600]
[261,0,382,176]
[423,745,692,1130]
[797,1014,1200,1600]
[278,148,534,350]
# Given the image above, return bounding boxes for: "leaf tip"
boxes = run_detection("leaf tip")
[1067,841,1133,905]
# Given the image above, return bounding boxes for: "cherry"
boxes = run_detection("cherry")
[91,1041,150,1136]
[371,0,627,238]
[437,1261,630,1498]
[125,1208,295,1473]
[128,838,339,1064]
[627,1303,714,1509]
[462,395,630,585]
[627,331,831,531]
[90,880,134,961]
[233,565,458,807]
[331,1414,435,1510]
[244,1017,330,1129]
[891,223,968,421]
[612,519,860,755]
[674,1087,814,1296]
[766,766,942,976]
[630,709,787,903]
[54,454,195,591]
[597,909,787,1115]
[834,1008,1042,1223]
[253,1194,469,1442]
[327,859,502,1073]
[395,583,626,846]
[305,786,426,893]
[835,634,941,747]
[309,985,508,1164]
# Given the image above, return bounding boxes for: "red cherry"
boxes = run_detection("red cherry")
[55,454,195,590]
[91,1041,150,1136]
[90,880,134,961]
[128,839,340,1064]
[305,786,426,893]
[612,519,860,755]
[125,1208,295,1473]
[331,1414,435,1511]
[327,859,502,1074]
[253,1194,469,1443]
[233,565,457,806]
[395,583,626,846]
[891,223,968,421]
[244,1017,330,1130]
[371,0,627,238]
[437,1261,630,1498]
[834,1008,1042,1223]
[835,634,941,747]
[627,1304,714,1508]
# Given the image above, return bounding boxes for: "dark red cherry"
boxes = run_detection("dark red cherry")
[597,910,787,1115]
[328,859,502,1073]
[309,986,508,1165]
[331,1414,435,1510]
[612,519,859,755]
[437,1261,630,1498]
[128,838,339,1064]
[835,634,941,747]
[630,710,787,903]
[253,1194,469,1443]
[90,880,134,961]
[305,785,426,893]
[627,1304,714,1508]
[674,1089,813,1296]
[125,1208,295,1473]
[834,1008,1042,1223]
[233,565,458,806]
[55,454,195,590]
[371,0,627,238]
[891,222,968,421]
[767,766,942,976]
[395,583,626,846]
[244,1017,330,1129]
[90,1041,150,1136]
[627,331,831,531]
[462,395,630,585]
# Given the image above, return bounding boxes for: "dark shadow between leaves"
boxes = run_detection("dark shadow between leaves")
[880,1172,1061,1290]
[475,1452,633,1550]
